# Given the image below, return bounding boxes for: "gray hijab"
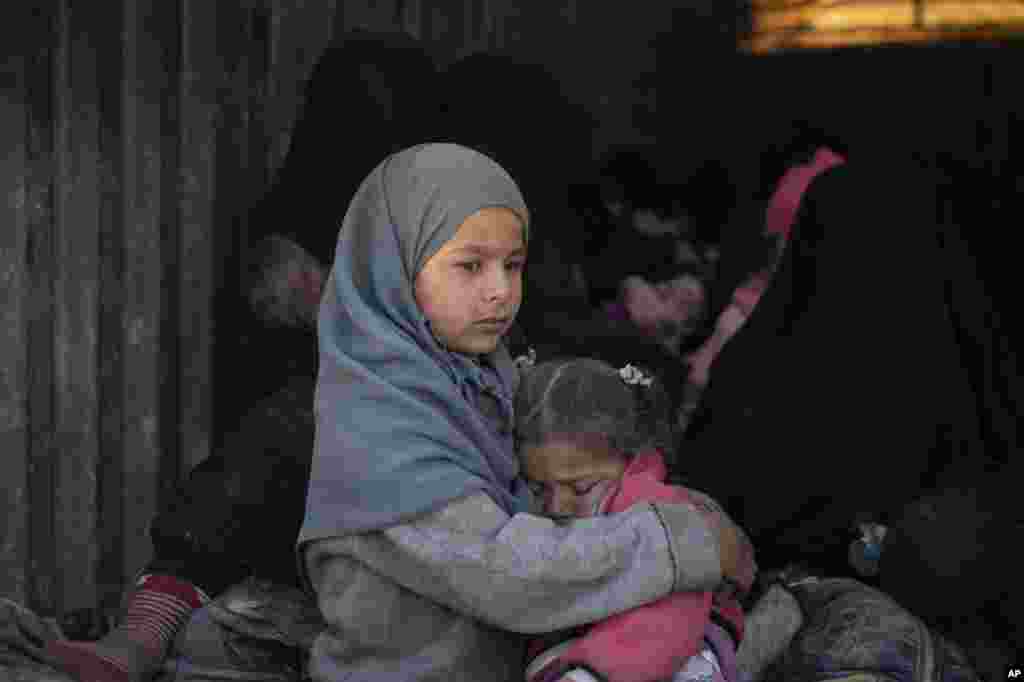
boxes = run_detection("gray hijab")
[299,143,532,543]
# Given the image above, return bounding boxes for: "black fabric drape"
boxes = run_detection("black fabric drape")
[214,31,439,441]
[879,176,1022,649]
[676,157,1017,574]
[435,53,692,407]
[147,376,316,594]
[254,30,440,266]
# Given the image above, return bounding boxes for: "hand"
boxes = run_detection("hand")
[688,491,757,593]
[710,512,746,588]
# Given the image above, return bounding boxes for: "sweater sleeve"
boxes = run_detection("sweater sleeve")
[305,491,721,634]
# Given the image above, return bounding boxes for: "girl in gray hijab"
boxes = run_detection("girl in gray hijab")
[299,143,755,681]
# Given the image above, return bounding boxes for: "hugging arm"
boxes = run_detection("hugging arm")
[305,491,723,634]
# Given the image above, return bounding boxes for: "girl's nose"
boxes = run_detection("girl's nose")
[547,486,576,517]
[484,266,513,301]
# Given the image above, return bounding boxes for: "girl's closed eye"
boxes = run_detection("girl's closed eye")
[572,479,600,494]
[527,480,596,498]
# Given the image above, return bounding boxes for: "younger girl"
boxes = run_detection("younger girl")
[299,143,756,681]
[515,358,754,682]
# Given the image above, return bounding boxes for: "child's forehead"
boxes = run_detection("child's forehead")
[521,435,626,484]
[444,206,527,250]
[522,434,612,465]
[522,442,592,478]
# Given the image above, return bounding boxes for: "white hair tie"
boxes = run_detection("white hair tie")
[619,364,653,387]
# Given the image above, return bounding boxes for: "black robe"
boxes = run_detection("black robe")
[214,31,440,441]
[676,156,1019,576]
[255,29,440,266]
[436,53,692,407]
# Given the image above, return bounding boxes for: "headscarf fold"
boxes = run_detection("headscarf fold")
[299,143,532,543]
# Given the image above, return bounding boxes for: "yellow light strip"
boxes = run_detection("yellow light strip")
[742,22,1024,52]
[751,0,852,9]
[744,0,1024,51]
[753,1,916,32]
[924,1,1024,25]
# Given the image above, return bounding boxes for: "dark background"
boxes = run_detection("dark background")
[1,0,1019,618]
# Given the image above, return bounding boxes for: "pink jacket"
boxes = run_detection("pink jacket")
[552,451,748,682]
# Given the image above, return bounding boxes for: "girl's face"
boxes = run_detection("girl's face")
[520,434,629,518]
[414,207,527,356]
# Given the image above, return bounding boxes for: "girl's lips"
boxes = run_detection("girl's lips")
[474,318,510,334]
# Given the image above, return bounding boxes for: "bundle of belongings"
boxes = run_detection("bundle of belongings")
[3,574,980,682]
[1,581,324,682]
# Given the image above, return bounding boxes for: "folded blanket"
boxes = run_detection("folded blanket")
[1,577,984,682]
[0,599,72,682]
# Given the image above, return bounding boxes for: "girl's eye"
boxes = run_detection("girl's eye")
[458,261,482,274]
[506,259,526,272]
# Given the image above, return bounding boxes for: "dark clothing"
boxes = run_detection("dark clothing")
[146,376,315,595]
[436,53,592,266]
[251,30,440,267]
[676,157,1017,575]
[436,54,690,409]
[214,31,439,440]
[880,469,1023,664]
[586,221,689,302]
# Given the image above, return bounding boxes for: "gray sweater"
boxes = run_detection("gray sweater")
[303,490,721,681]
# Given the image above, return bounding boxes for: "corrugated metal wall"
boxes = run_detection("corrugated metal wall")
[0,0,550,619]
[1,0,267,619]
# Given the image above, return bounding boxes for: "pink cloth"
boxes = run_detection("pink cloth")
[765,147,845,241]
[552,452,746,682]
[686,147,846,389]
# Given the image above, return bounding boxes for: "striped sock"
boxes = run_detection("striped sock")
[46,574,207,682]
